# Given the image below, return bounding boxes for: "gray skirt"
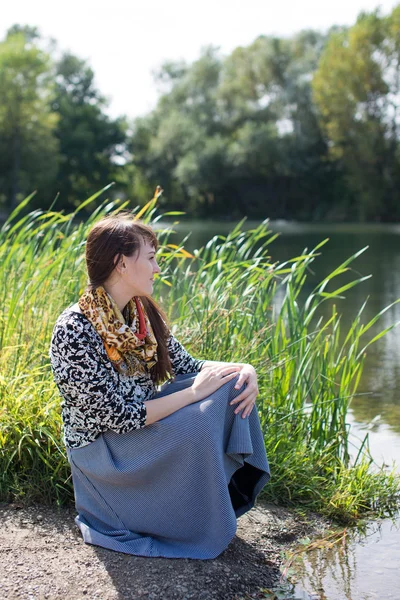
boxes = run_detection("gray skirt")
[67,373,270,559]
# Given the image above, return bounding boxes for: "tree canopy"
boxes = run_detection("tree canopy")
[313,8,400,220]
[1,7,400,221]
[0,26,126,213]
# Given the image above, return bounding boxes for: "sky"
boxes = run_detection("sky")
[2,0,400,121]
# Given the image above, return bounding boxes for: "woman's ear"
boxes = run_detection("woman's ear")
[114,254,126,274]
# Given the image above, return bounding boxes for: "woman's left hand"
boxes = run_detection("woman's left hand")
[229,363,259,418]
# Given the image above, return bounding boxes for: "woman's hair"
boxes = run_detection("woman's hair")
[85,212,172,383]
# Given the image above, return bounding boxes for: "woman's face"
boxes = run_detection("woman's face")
[120,239,161,297]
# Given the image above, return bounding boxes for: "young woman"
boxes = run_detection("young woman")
[49,213,270,559]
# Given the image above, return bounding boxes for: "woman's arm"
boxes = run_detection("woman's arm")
[144,388,196,424]
[167,332,259,419]
[50,316,240,434]
[144,363,241,424]
[51,318,207,432]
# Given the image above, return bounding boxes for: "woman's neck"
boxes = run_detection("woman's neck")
[103,282,134,314]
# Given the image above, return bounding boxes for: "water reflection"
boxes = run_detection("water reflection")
[287,516,400,600]
[349,415,400,470]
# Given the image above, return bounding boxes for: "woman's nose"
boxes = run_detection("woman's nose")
[154,261,161,274]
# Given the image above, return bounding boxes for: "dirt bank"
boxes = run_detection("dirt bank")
[0,500,328,600]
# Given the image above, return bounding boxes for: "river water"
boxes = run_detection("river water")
[167,219,400,600]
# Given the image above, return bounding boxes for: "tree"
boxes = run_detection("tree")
[217,32,333,219]
[129,48,224,214]
[0,28,59,210]
[313,8,400,220]
[130,34,332,220]
[51,53,128,209]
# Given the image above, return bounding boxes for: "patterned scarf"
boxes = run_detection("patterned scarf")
[78,286,158,376]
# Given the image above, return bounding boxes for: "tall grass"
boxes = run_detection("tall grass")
[0,192,399,522]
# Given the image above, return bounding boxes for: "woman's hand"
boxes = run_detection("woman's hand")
[191,365,242,403]
[229,364,259,418]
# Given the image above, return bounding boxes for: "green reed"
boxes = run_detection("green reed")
[0,192,399,522]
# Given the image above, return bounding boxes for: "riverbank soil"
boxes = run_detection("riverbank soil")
[0,499,327,600]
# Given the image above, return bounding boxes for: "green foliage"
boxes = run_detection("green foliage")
[130,34,333,219]
[0,26,127,214]
[0,29,59,210]
[50,53,127,209]
[313,7,400,220]
[3,6,400,221]
[0,196,398,522]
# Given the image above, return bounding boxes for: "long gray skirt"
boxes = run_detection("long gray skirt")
[66,373,270,559]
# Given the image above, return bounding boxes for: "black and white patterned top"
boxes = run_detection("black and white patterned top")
[49,307,205,449]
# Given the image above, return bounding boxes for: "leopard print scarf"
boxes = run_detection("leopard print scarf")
[78,286,158,376]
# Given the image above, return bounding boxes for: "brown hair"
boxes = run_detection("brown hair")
[85,212,172,384]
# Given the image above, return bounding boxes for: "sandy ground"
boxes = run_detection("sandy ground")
[0,500,327,600]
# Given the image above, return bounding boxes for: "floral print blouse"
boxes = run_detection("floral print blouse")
[49,307,204,449]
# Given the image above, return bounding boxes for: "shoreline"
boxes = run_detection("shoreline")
[0,500,329,600]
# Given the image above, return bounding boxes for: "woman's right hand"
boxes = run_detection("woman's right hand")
[190,365,241,403]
